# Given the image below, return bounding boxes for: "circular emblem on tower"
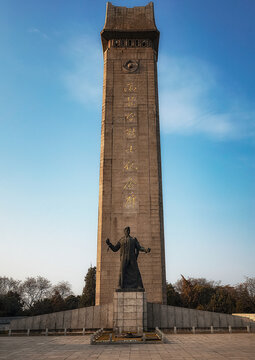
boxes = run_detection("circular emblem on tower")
[123,60,139,73]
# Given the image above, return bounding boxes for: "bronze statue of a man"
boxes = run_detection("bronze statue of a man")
[106,226,150,290]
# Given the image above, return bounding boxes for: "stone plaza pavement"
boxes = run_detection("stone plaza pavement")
[0,334,254,360]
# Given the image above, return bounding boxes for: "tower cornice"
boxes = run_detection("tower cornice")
[101,2,159,56]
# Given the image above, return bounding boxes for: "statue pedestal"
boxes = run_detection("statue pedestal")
[113,290,147,334]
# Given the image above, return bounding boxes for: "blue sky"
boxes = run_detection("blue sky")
[0,0,254,294]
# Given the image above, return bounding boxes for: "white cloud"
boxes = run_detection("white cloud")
[28,28,48,39]
[62,35,103,106]
[62,38,255,140]
[158,56,255,140]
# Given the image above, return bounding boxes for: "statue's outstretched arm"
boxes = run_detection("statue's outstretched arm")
[139,246,151,253]
[135,238,151,253]
[106,238,120,252]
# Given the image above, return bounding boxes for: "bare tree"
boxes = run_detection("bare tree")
[52,281,73,298]
[21,276,52,309]
[244,277,255,298]
[0,276,22,295]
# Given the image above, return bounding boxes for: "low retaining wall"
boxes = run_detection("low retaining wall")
[9,303,254,331]
[10,304,113,330]
[147,304,254,329]
[0,317,27,330]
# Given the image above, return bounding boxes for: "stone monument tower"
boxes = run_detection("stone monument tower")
[96,2,167,305]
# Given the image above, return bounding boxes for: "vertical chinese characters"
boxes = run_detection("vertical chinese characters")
[123,82,138,210]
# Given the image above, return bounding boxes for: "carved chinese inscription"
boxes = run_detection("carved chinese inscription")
[125,128,136,139]
[124,83,137,93]
[125,144,136,153]
[123,79,138,212]
[125,112,136,123]
[126,96,137,107]
[124,192,136,208]
[123,161,138,172]
[123,178,137,190]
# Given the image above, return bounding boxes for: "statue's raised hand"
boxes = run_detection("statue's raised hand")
[106,238,110,246]
[147,248,151,253]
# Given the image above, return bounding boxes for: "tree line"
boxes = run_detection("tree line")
[1,269,254,317]
[167,275,255,314]
[0,266,96,317]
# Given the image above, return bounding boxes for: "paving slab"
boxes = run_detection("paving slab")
[0,333,254,360]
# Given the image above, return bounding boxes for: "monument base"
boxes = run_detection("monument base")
[113,290,147,334]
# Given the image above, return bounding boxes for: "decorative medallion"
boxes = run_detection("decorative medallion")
[123,60,139,73]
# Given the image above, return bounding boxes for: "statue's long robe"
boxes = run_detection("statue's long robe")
[109,236,144,289]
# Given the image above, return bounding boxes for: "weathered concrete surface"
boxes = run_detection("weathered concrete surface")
[147,303,255,330]
[0,317,26,330]
[10,305,113,331]
[1,334,255,360]
[113,291,147,333]
[96,2,167,306]
[9,303,254,331]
